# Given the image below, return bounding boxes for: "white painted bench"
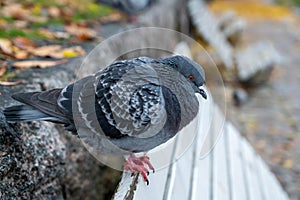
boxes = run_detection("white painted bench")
[113,94,288,200]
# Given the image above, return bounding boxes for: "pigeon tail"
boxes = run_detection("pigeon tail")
[4,104,63,123]
[4,89,70,125]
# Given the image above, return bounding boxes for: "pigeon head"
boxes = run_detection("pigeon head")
[163,56,207,99]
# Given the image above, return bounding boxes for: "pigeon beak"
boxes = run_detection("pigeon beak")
[198,87,207,99]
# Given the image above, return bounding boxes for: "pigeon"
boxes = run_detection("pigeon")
[96,0,157,15]
[4,55,207,184]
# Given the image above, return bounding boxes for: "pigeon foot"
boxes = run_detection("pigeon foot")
[124,153,155,185]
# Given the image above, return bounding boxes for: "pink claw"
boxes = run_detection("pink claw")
[124,154,155,185]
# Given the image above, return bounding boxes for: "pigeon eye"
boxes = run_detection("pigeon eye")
[188,75,194,81]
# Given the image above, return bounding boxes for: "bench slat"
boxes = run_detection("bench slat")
[227,123,248,200]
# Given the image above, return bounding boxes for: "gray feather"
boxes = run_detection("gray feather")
[4,105,63,123]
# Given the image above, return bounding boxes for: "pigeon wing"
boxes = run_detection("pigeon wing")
[95,60,167,139]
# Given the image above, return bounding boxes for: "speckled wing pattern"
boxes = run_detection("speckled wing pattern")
[95,59,166,139]
[58,58,166,140]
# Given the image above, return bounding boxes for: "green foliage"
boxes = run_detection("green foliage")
[31,18,64,28]
[0,29,26,38]
[23,0,59,7]
[0,69,19,81]
[292,0,300,6]
[72,3,112,22]
[275,0,300,6]
[2,16,15,23]
[0,29,48,40]
[0,0,112,40]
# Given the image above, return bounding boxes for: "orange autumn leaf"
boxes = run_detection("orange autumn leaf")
[14,50,30,60]
[12,37,33,49]
[65,25,97,41]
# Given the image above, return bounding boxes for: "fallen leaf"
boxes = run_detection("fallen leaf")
[14,50,30,60]
[2,3,30,20]
[28,45,62,58]
[65,25,97,41]
[38,28,56,39]
[13,59,68,69]
[62,46,85,57]
[32,5,41,15]
[0,80,24,86]
[0,38,29,59]
[283,159,294,169]
[99,13,123,23]
[62,50,79,58]
[12,37,33,49]
[28,45,85,58]
[0,38,13,55]
[48,6,60,18]
[246,119,259,131]
[0,61,8,77]
[2,3,47,23]
[38,28,70,40]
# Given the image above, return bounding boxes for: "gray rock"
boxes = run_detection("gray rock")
[0,58,121,199]
[0,113,66,199]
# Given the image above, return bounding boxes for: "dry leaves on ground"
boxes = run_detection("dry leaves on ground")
[13,59,69,69]
[283,159,294,169]
[0,38,30,59]
[65,25,98,41]
[27,45,85,58]
[38,28,70,40]
[0,37,85,60]
[0,80,24,86]
[1,3,48,23]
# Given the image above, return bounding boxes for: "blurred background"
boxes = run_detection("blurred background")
[0,0,299,199]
